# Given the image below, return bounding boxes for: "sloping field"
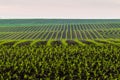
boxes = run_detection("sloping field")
[1,19,120,79]
[0,19,120,40]
[1,39,120,79]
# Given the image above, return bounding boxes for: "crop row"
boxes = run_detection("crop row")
[1,39,120,79]
[0,39,120,47]
[0,24,120,40]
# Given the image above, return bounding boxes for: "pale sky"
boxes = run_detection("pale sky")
[0,0,120,19]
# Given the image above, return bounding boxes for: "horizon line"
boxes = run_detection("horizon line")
[0,17,120,19]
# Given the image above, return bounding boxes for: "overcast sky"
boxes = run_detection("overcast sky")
[0,0,120,19]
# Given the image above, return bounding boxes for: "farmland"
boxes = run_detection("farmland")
[0,19,120,40]
[0,19,120,79]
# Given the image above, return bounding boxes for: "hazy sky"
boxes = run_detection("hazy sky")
[0,0,120,19]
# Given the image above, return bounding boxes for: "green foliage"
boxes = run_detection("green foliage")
[0,40,16,46]
[85,39,103,46]
[13,40,32,47]
[0,40,120,79]
[47,39,53,46]
[61,39,68,46]
[74,39,86,46]
[96,39,120,47]
[30,40,41,46]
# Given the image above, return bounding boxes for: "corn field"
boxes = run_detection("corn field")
[0,19,120,79]
[0,40,120,79]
